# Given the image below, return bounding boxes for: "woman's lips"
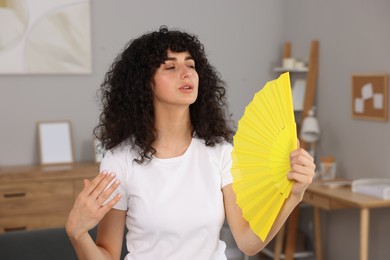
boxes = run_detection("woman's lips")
[179,84,194,93]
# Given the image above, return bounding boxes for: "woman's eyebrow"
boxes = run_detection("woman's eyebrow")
[164,56,194,62]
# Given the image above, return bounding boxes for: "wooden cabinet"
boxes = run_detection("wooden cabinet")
[0,163,98,233]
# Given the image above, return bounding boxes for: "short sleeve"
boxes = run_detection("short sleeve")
[220,143,233,188]
[100,149,128,211]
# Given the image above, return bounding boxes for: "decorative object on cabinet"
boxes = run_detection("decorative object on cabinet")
[282,58,296,69]
[274,60,308,73]
[93,138,105,163]
[37,121,74,165]
[300,107,320,157]
[0,0,91,74]
[352,74,388,121]
[231,72,297,241]
[0,162,97,233]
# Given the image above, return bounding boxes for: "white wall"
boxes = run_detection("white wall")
[283,0,390,259]
[0,0,284,166]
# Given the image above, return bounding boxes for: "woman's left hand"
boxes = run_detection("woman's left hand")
[287,148,316,199]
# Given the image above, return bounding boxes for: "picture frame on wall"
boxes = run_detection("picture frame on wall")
[352,74,388,121]
[37,121,74,165]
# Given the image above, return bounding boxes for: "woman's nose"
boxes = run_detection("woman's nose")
[180,65,192,79]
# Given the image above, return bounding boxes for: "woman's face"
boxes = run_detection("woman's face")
[152,50,199,109]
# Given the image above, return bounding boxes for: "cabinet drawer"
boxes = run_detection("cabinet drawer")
[0,214,68,233]
[303,192,332,209]
[73,179,85,198]
[0,181,73,217]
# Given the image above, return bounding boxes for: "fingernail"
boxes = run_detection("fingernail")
[109,172,116,177]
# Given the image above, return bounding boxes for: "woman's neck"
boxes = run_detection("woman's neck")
[153,107,193,158]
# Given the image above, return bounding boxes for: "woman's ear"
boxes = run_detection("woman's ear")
[149,81,155,92]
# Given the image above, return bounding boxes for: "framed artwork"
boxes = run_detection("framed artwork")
[352,74,388,121]
[0,0,91,74]
[37,121,74,165]
[93,138,105,163]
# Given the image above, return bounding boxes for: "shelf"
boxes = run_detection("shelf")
[273,66,309,73]
[272,40,319,260]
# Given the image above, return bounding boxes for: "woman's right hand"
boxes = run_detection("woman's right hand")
[66,171,121,241]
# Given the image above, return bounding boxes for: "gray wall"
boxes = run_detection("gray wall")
[0,0,284,166]
[284,0,390,259]
[2,0,389,259]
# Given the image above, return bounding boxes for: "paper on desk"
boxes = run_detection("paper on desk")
[352,178,390,199]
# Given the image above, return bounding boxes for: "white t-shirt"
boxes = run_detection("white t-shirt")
[100,137,233,260]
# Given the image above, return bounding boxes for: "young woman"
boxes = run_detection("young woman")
[66,26,315,260]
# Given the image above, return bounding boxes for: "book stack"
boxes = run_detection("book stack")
[352,179,390,199]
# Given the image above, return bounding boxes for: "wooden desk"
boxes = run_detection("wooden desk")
[302,181,390,260]
[0,162,98,233]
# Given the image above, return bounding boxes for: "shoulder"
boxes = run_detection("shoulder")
[193,137,232,161]
[100,141,137,175]
[192,138,233,187]
[107,141,134,158]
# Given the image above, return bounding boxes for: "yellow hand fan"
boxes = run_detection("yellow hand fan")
[231,72,297,241]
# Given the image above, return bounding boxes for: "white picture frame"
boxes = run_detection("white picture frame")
[37,121,74,165]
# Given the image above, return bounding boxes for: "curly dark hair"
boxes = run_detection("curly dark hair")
[94,25,234,164]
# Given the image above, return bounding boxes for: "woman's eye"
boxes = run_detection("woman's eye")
[166,66,175,70]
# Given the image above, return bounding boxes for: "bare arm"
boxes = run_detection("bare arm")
[96,209,127,259]
[223,148,315,256]
[66,171,124,260]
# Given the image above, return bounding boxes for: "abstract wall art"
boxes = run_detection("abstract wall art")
[0,0,91,74]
